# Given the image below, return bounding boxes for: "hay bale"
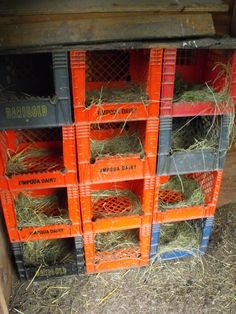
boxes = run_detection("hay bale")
[159,176,205,211]
[86,83,148,107]
[23,239,74,266]
[159,221,201,253]
[92,189,142,218]
[90,132,144,160]
[95,230,139,252]
[15,192,70,228]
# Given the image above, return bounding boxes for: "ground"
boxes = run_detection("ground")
[9,204,236,314]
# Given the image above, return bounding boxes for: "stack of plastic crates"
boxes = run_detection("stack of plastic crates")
[150,48,236,262]
[71,49,163,272]
[0,52,84,280]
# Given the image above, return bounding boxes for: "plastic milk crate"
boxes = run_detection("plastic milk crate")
[157,113,232,175]
[160,49,236,117]
[150,217,214,261]
[70,49,163,123]
[1,186,82,242]
[0,126,77,190]
[12,236,84,280]
[0,52,72,129]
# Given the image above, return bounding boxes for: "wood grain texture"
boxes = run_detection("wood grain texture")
[0,0,228,15]
[0,14,215,50]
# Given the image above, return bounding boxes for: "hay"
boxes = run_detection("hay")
[6,147,60,176]
[159,221,201,253]
[92,189,142,218]
[22,239,74,266]
[15,192,70,228]
[172,116,220,152]
[90,132,144,160]
[95,230,139,252]
[159,175,205,211]
[86,83,148,107]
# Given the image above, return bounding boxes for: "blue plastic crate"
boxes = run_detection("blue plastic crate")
[157,114,231,175]
[150,217,214,262]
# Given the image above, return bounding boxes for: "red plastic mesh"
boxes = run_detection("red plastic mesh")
[176,50,197,66]
[93,196,133,219]
[16,128,62,144]
[189,172,214,203]
[91,122,124,131]
[19,154,63,174]
[159,189,184,204]
[86,50,129,82]
[95,247,140,263]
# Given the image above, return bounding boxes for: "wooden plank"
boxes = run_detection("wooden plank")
[0,14,215,50]
[0,284,9,314]
[0,0,228,15]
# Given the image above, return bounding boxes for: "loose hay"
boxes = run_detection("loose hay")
[23,239,74,266]
[90,132,144,160]
[15,192,70,228]
[86,83,148,107]
[92,189,142,218]
[159,175,205,211]
[6,147,61,176]
[95,230,139,252]
[159,221,201,253]
[171,116,220,152]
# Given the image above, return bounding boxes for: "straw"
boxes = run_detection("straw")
[95,230,139,252]
[92,189,142,218]
[90,132,144,160]
[22,239,74,266]
[159,175,205,211]
[86,83,148,107]
[159,221,201,253]
[15,192,70,228]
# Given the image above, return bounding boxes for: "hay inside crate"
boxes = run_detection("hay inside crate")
[22,238,75,266]
[86,83,148,107]
[15,191,70,228]
[90,131,144,160]
[92,189,142,219]
[159,220,201,254]
[171,116,220,152]
[94,229,139,253]
[159,176,205,211]
[6,147,62,177]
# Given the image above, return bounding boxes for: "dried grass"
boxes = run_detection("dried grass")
[22,239,74,266]
[86,83,148,107]
[95,230,139,252]
[159,175,204,211]
[15,192,70,228]
[90,132,144,160]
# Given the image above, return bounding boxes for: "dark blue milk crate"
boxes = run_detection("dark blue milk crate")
[157,114,232,175]
[0,52,72,129]
[150,217,214,261]
[12,236,84,281]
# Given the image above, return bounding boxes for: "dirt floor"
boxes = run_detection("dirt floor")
[9,204,236,314]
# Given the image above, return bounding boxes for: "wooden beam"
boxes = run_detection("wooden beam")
[0,284,8,314]
[0,14,215,50]
[0,0,228,15]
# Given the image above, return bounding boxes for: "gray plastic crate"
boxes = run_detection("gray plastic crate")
[157,114,231,175]
[12,236,84,281]
[0,52,72,129]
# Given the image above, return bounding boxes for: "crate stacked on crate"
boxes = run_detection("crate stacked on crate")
[150,48,236,262]
[0,51,85,280]
[71,48,163,272]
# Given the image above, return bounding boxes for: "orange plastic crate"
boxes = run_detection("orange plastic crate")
[153,170,223,223]
[1,186,82,242]
[70,49,163,123]
[76,120,158,183]
[0,126,77,190]
[84,225,151,273]
[80,178,155,233]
